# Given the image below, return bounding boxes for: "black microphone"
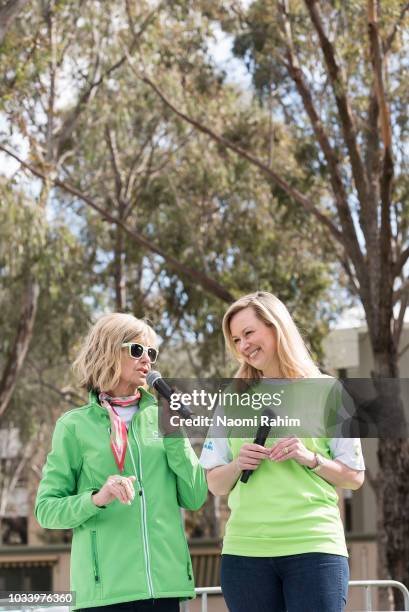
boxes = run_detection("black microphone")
[146,371,193,419]
[241,407,276,484]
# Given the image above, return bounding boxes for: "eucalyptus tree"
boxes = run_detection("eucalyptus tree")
[0,0,233,304]
[0,179,94,543]
[0,0,336,368]
[140,0,409,605]
[0,0,182,416]
[58,43,336,373]
[0,0,337,549]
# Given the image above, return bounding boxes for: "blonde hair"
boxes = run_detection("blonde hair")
[222,291,320,379]
[73,313,158,392]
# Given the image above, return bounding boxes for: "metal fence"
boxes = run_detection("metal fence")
[195,580,409,612]
[1,580,408,612]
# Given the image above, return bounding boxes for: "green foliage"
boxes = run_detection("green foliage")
[0,0,338,398]
[0,180,95,439]
[222,0,409,169]
[0,0,345,547]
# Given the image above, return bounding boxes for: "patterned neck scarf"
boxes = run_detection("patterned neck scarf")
[99,391,141,473]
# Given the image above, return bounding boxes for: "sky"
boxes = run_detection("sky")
[207,24,252,88]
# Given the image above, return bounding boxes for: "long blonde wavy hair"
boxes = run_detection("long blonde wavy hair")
[72,313,158,392]
[222,291,320,379]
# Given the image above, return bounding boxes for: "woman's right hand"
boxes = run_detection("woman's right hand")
[237,443,270,471]
[92,475,136,507]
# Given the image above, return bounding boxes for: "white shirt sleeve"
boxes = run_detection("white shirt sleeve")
[199,436,233,469]
[329,438,365,470]
[199,405,233,469]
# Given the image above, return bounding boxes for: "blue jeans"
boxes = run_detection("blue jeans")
[221,553,349,612]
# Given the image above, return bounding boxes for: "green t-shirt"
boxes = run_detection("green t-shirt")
[219,378,348,557]
[224,435,348,557]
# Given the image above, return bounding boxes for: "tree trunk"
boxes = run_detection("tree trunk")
[0,275,40,418]
[373,350,409,611]
[114,229,126,311]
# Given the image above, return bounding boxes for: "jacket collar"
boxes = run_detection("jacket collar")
[88,386,156,418]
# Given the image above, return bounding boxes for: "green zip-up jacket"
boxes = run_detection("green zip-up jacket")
[35,389,207,610]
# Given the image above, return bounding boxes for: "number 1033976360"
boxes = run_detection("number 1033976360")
[1,591,75,606]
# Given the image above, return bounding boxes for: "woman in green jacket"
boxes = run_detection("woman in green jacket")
[35,313,207,612]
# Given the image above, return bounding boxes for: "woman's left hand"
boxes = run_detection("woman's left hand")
[269,437,316,468]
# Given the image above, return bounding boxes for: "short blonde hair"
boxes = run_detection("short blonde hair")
[72,313,158,392]
[222,291,320,379]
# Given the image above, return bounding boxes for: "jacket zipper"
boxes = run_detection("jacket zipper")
[91,531,100,583]
[129,420,154,598]
[182,525,192,580]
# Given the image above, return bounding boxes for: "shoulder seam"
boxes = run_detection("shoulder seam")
[58,404,93,421]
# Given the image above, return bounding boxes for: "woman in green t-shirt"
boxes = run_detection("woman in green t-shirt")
[200,291,365,612]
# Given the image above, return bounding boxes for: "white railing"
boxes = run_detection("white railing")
[1,581,408,612]
[195,580,409,612]
[349,580,409,612]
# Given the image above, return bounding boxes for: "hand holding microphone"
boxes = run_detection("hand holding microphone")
[146,371,193,434]
[238,444,270,476]
[240,407,276,483]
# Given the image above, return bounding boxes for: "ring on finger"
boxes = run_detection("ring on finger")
[283,446,289,454]
[110,476,125,486]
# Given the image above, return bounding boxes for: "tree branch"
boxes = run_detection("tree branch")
[398,342,409,359]
[0,144,234,303]
[383,2,409,54]
[278,0,365,282]
[0,0,29,44]
[123,121,160,201]
[393,291,408,349]
[368,0,394,315]
[45,3,56,168]
[364,90,381,207]
[304,0,376,256]
[104,125,123,200]
[367,0,394,168]
[55,6,159,157]
[394,244,409,277]
[340,255,360,296]
[0,275,40,418]
[55,54,125,157]
[0,432,38,518]
[393,276,409,306]
[137,74,345,249]
[26,358,85,406]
